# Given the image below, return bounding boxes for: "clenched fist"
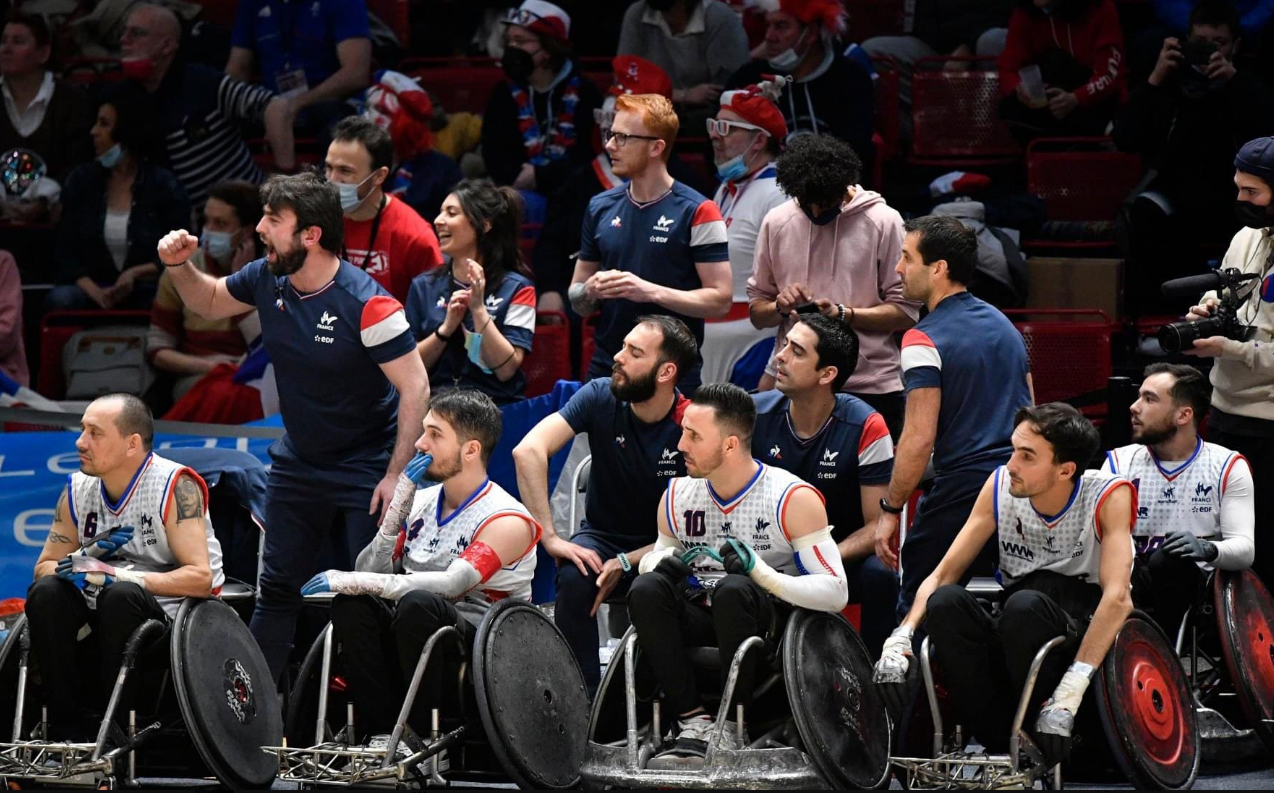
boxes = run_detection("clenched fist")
[157,230,199,268]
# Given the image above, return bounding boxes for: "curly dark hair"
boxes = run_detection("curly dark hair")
[774,135,862,211]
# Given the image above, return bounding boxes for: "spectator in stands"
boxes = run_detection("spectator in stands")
[533,55,709,313]
[148,180,262,401]
[863,0,1012,139]
[326,117,443,302]
[727,0,875,182]
[119,3,296,205]
[617,0,750,131]
[406,179,536,405]
[225,0,372,144]
[481,1,602,216]
[0,11,93,211]
[699,76,789,388]
[47,84,189,312]
[997,0,1127,145]
[0,249,26,386]
[363,70,464,223]
[569,93,731,393]
[747,135,917,437]
[1114,0,1274,316]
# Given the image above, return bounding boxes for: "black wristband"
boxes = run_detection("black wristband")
[163,260,188,269]
[434,327,453,342]
[879,497,904,515]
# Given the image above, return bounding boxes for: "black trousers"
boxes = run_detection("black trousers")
[1132,548,1206,640]
[330,591,476,738]
[627,573,778,717]
[24,577,169,735]
[925,572,1098,751]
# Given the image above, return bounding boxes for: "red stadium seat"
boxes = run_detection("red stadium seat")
[366,0,410,49]
[401,60,503,115]
[522,311,571,397]
[38,311,151,401]
[1024,137,1142,250]
[1003,309,1113,419]
[871,55,901,160]
[910,57,1019,166]
[61,59,125,86]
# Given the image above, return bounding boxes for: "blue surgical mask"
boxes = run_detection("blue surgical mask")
[767,26,811,73]
[203,230,234,261]
[716,144,758,182]
[335,173,374,214]
[97,144,123,169]
[463,328,493,373]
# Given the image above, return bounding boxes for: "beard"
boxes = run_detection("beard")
[610,363,659,403]
[1132,417,1177,447]
[685,445,724,479]
[265,232,307,276]
[429,449,464,481]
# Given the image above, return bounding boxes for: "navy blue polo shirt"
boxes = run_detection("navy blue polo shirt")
[900,291,1032,477]
[231,0,370,95]
[558,378,688,544]
[225,258,416,465]
[752,391,894,543]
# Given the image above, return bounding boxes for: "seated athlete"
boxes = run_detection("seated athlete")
[1103,364,1255,635]
[631,383,847,770]
[873,403,1135,763]
[27,393,225,739]
[303,388,540,749]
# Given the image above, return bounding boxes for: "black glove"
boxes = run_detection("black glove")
[719,542,748,576]
[1162,531,1218,563]
[652,555,692,584]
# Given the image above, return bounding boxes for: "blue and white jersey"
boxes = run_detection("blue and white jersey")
[664,463,825,586]
[751,391,893,544]
[225,259,416,464]
[580,181,728,357]
[900,292,1031,477]
[992,467,1134,588]
[1103,440,1248,561]
[66,453,226,617]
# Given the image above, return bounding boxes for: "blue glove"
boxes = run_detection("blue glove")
[55,556,115,587]
[301,572,332,596]
[95,525,134,558]
[404,452,433,486]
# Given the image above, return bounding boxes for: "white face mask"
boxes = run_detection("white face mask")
[335,172,375,214]
[203,229,234,261]
[767,26,811,73]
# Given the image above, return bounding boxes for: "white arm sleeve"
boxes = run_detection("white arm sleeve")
[1214,458,1256,571]
[329,558,483,601]
[749,527,848,613]
[355,475,419,574]
[355,531,399,574]
[638,532,683,575]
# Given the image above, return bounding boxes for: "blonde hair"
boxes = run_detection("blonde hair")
[615,93,679,161]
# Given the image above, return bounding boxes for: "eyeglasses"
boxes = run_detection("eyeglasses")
[605,130,661,147]
[706,118,766,137]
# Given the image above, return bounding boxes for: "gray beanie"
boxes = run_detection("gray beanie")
[1235,136,1274,183]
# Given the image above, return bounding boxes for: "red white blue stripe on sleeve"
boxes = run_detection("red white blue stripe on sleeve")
[689,201,728,248]
[504,285,537,334]
[900,329,942,372]
[360,295,411,348]
[857,412,894,467]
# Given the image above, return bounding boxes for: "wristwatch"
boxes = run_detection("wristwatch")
[879,497,904,515]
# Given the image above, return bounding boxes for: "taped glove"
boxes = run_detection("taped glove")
[1033,661,1093,765]
[873,625,914,684]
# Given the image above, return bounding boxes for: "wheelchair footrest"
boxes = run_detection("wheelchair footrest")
[890,751,1044,790]
[0,740,113,783]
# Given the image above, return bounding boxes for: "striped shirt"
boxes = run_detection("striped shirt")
[148,249,257,362]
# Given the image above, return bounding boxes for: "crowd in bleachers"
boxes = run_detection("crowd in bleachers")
[1,0,1272,416]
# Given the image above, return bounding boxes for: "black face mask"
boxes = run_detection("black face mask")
[801,203,840,226]
[501,46,536,83]
[1235,199,1274,229]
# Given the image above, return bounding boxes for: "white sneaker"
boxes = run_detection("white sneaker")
[719,719,749,751]
[646,714,715,770]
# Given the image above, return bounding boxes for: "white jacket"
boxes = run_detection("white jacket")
[1203,226,1274,421]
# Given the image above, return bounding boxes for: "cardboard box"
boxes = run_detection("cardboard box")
[1025,257,1123,320]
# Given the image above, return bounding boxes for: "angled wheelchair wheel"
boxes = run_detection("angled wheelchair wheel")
[473,600,590,790]
[170,598,282,789]
[284,623,342,747]
[783,610,890,789]
[0,615,32,742]
[1214,569,1274,752]
[1095,614,1199,790]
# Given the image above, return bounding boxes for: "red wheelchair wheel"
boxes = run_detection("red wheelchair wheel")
[1095,615,1199,790]
[1215,569,1274,751]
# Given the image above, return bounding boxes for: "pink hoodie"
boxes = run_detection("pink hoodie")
[747,189,918,394]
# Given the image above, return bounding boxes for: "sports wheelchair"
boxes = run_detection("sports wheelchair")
[264,595,591,789]
[580,603,891,790]
[889,579,1200,790]
[0,588,280,789]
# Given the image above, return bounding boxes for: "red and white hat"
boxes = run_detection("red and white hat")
[746,0,846,36]
[502,0,572,43]
[718,75,790,140]
[610,55,673,99]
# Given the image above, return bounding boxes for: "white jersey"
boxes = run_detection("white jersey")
[992,467,1133,589]
[1103,440,1246,563]
[65,452,226,617]
[403,479,540,623]
[664,462,824,586]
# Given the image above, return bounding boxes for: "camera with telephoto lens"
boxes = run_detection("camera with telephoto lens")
[1158,267,1260,353]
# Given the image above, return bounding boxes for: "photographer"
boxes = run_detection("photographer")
[1114,0,1274,316]
[747,135,918,436]
[1182,134,1274,586]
